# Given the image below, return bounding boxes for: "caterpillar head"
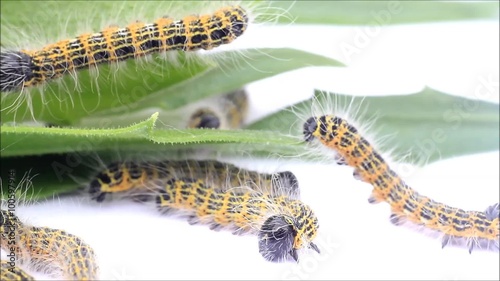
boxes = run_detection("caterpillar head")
[484,203,500,242]
[258,213,320,263]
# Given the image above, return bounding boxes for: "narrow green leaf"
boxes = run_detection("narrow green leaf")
[272,1,499,25]
[247,88,500,164]
[0,112,306,158]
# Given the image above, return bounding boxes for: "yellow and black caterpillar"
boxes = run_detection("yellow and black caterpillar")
[0,209,99,280]
[0,5,248,92]
[87,159,318,262]
[303,114,500,252]
[87,159,300,203]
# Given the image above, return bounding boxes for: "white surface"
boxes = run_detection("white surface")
[2,17,500,281]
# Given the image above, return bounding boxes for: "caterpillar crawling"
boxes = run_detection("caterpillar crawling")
[303,115,499,253]
[1,5,248,92]
[0,209,99,280]
[86,159,318,262]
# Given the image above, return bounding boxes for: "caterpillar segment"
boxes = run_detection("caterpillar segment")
[1,5,249,92]
[153,176,319,262]
[303,115,500,253]
[0,210,99,280]
[87,160,300,203]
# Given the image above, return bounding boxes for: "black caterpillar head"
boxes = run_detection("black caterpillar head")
[258,215,298,262]
[303,117,318,142]
[189,109,221,129]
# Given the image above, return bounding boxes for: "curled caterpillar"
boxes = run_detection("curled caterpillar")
[1,259,34,281]
[0,5,248,92]
[187,88,249,129]
[0,209,99,280]
[86,159,317,262]
[303,115,500,253]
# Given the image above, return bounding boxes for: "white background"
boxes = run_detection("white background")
[2,4,499,281]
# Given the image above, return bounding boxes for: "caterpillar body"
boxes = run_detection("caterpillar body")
[303,115,500,253]
[154,177,319,262]
[0,209,99,280]
[1,259,34,281]
[86,159,317,262]
[0,5,248,93]
[87,159,299,203]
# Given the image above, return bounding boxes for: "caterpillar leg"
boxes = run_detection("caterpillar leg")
[353,168,362,181]
[367,192,384,204]
[334,154,347,166]
[389,213,406,226]
[0,260,35,281]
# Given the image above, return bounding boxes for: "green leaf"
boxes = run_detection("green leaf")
[0,1,344,125]
[0,112,305,158]
[0,48,343,125]
[79,48,344,124]
[247,88,500,164]
[0,111,307,199]
[271,1,499,25]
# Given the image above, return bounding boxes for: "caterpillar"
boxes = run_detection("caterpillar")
[187,88,249,129]
[154,176,319,263]
[0,5,249,93]
[86,159,318,262]
[0,209,99,280]
[303,115,500,253]
[1,259,34,281]
[86,159,300,203]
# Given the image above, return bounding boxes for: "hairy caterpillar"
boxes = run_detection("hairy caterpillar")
[1,259,34,281]
[303,114,500,253]
[0,5,248,93]
[86,159,318,262]
[187,88,249,129]
[0,209,99,280]
[154,177,319,262]
[86,158,299,205]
